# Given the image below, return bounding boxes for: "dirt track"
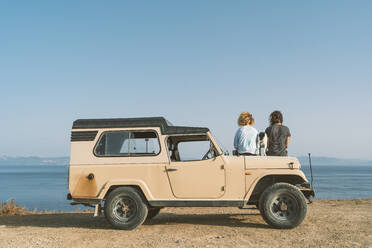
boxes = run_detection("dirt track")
[0,199,371,248]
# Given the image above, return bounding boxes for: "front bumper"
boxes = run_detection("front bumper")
[299,183,315,199]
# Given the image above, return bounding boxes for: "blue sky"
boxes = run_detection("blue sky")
[0,1,371,159]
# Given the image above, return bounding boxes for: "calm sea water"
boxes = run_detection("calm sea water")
[0,165,371,211]
[302,165,372,200]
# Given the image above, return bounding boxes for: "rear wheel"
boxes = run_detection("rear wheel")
[104,187,148,230]
[259,183,307,229]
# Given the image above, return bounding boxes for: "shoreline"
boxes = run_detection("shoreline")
[2,198,372,215]
[1,198,372,215]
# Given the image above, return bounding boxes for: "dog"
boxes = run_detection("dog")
[256,132,268,156]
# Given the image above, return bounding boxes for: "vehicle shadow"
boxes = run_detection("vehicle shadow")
[0,211,268,230]
[0,213,111,229]
[145,212,268,229]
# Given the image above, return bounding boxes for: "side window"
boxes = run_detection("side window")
[95,131,130,156]
[168,135,217,162]
[95,131,160,157]
[177,141,212,161]
[123,131,160,155]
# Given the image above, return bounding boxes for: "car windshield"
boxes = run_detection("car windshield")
[210,132,229,155]
[165,119,173,126]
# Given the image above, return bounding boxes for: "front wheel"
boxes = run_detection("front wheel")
[104,187,148,230]
[259,183,307,229]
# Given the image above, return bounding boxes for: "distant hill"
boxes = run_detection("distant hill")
[0,155,371,166]
[0,156,69,166]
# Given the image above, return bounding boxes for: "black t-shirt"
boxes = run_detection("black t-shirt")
[265,124,291,156]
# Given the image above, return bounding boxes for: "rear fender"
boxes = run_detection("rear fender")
[97,179,153,201]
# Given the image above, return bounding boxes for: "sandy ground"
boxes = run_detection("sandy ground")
[0,199,371,248]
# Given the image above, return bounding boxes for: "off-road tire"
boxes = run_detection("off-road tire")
[146,208,161,220]
[259,183,307,229]
[104,187,148,230]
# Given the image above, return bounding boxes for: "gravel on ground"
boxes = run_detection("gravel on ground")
[0,199,371,248]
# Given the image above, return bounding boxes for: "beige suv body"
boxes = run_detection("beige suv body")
[67,117,314,229]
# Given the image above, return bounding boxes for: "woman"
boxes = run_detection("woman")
[265,110,291,156]
[234,111,258,156]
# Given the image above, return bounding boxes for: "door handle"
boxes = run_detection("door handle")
[166,168,178,172]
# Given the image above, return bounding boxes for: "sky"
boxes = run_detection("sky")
[0,1,371,159]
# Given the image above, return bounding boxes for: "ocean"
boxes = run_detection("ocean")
[0,165,371,211]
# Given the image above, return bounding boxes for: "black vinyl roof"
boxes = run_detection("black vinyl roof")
[72,117,209,135]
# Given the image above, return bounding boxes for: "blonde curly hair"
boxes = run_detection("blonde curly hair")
[238,111,255,126]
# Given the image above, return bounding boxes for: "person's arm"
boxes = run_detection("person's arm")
[285,136,290,148]
[233,131,238,149]
[254,130,259,154]
[265,127,270,149]
[285,127,291,148]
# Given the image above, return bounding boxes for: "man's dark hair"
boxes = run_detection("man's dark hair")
[269,110,283,125]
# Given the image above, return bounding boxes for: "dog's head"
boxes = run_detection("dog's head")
[258,132,266,141]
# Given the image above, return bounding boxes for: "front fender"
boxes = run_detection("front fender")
[243,169,308,204]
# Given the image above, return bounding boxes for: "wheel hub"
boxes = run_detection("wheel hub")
[279,202,288,211]
[112,197,137,222]
[121,205,130,214]
[270,194,297,221]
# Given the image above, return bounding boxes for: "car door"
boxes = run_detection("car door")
[165,139,226,199]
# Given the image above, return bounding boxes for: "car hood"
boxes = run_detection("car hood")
[225,155,301,170]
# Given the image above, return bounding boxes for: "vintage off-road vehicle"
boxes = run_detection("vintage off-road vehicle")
[67,117,314,230]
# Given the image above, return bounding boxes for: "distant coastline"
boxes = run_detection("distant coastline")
[297,156,372,166]
[0,156,69,166]
[0,155,371,166]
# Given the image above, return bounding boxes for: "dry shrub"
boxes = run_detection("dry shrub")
[32,205,38,214]
[0,199,27,216]
[0,199,91,215]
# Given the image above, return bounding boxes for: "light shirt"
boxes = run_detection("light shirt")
[234,125,258,154]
